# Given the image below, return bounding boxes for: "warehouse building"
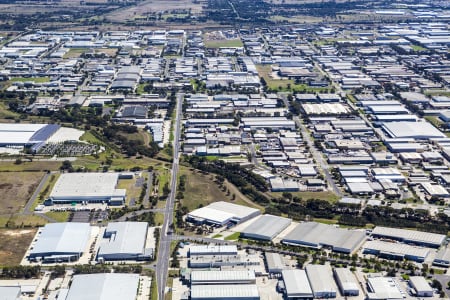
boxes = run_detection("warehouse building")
[333,268,359,296]
[186,201,261,226]
[371,226,445,248]
[240,215,291,241]
[189,245,238,257]
[281,269,313,299]
[47,173,126,205]
[363,240,430,262]
[66,273,140,300]
[190,270,256,285]
[282,222,366,254]
[0,123,60,147]
[97,222,152,261]
[433,246,450,267]
[189,254,260,269]
[382,121,446,139]
[0,287,20,300]
[409,277,433,297]
[29,222,91,263]
[305,264,337,298]
[265,252,285,274]
[366,277,404,300]
[190,284,260,300]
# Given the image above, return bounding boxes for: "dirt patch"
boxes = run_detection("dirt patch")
[0,228,37,266]
[0,172,44,214]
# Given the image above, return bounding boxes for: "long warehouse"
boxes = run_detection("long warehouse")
[28,222,91,263]
[334,268,359,296]
[190,270,256,285]
[282,222,366,253]
[363,240,431,262]
[190,285,260,300]
[371,226,445,248]
[306,264,337,298]
[281,269,313,299]
[240,214,291,241]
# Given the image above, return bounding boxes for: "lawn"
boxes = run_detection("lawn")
[0,228,37,266]
[10,76,50,83]
[269,191,340,203]
[0,161,61,172]
[256,64,331,92]
[224,232,240,241]
[205,38,243,48]
[117,177,145,206]
[0,102,19,120]
[179,167,261,212]
[63,48,86,58]
[0,172,44,214]
[44,211,70,222]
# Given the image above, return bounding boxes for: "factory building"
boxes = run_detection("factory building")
[265,252,285,274]
[305,264,337,298]
[0,123,60,148]
[189,254,260,269]
[363,240,430,262]
[282,222,366,254]
[190,285,260,300]
[409,277,433,297]
[186,201,261,226]
[240,215,291,241]
[97,222,153,261]
[333,268,359,296]
[366,277,405,300]
[65,273,140,300]
[47,173,126,206]
[0,287,20,300]
[189,245,238,257]
[433,246,450,267]
[281,269,313,299]
[28,222,91,263]
[190,270,256,285]
[371,226,445,248]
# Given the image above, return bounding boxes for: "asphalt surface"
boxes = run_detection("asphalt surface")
[156,93,184,300]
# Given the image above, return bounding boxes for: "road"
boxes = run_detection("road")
[279,93,342,197]
[156,92,184,300]
[23,172,51,215]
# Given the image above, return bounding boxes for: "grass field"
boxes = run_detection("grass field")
[179,167,260,211]
[256,64,331,92]
[270,191,340,202]
[0,161,61,172]
[0,228,37,266]
[224,232,240,241]
[63,48,86,58]
[0,102,19,120]
[44,211,70,222]
[10,76,50,83]
[117,177,144,205]
[204,39,243,48]
[0,172,44,214]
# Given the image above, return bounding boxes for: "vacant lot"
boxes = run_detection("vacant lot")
[0,172,44,214]
[205,39,243,48]
[0,229,37,266]
[0,161,61,172]
[179,167,260,211]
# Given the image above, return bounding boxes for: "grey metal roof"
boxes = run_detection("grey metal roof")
[282,269,313,297]
[241,214,291,241]
[0,286,20,300]
[190,285,259,299]
[97,222,148,257]
[371,226,445,246]
[66,273,139,300]
[306,264,337,295]
[30,223,91,257]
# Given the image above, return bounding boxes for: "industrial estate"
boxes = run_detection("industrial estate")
[2,0,450,300]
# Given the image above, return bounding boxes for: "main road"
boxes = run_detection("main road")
[156,92,184,300]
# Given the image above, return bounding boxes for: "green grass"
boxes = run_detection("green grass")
[224,232,240,240]
[136,83,148,95]
[155,212,164,226]
[411,45,426,52]
[204,39,243,48]
[425,116,444,128]
[63,48,86,58]
[44,211,70,222]
[212,234,223,238]
[10,76,50,83]
[269,191,340,203]
[0,102,19,120]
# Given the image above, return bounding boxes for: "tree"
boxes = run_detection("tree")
[60,160,74,172]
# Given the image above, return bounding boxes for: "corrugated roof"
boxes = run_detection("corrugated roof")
[371,226,445,246]
[190,284,259,299]
[191,270,255,282]
[241,214,291,240]
[306,264,337,295]
[282,269,313,296]
[66,273,139,300]
[97,222,147,257]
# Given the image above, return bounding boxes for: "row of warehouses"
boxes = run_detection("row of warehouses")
[186,202,449,264]
[183,244,436,300]
[26,222,154,263]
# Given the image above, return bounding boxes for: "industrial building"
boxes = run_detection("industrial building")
[29,222,91,263]
[409,277,433,297]
[189,245,238,257]
[282,222,366,253]
[0,123,60,148]
[0,286,20,300]
[190,270,256,285]
[240,215,291,241]
[186,201,261,226]
[65,273,140,300]
[363,240,431,262]
[265,252,285,274]
[371,226,445,248]
[47,173,126,205]
[333,268,359,296]
[305,264,337,298]
[366,277,405,300]
[281,269,313,299]
[190,284,260,300]
[433,246,450,267]
[189,254,260,269]
[97,222,152,261]
[382,121,446,139]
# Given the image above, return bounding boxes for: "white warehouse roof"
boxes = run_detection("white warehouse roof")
[382,121,445,139]
[282,269,313,298]
[371,226,445,247]
[66,273,139,300]
[191,270,256,284]
[29,222,91,260]
[190,284,259,300]
[241,214,291,241]
[187,201,260,225]
[305,264,337,298]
